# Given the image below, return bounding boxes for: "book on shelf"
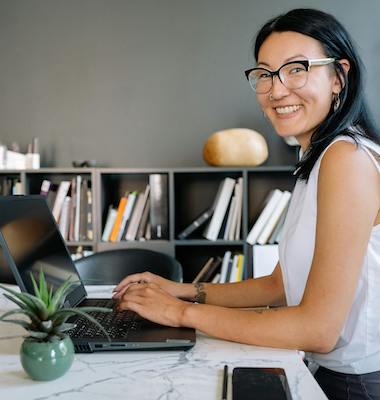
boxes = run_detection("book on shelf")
[86,187,93,241]
[200,256,223,282]
[40,179,60,210]
[252,244,279,278]
[48,183,59,209]
[178,207,213,240]
[109,193,128,242]
[223,196,236,240]
[192,257,214,284]
[233,177,243,240]
[219,250,232,283]
[52,181,71,222]
[203,177,236,241]
[144,221,151,240]
[225,256,235,283]
[199,179,224,239]
[117,191,137,242]
[40,179,51,197]
[149,174,168,239]
[102,206,118,242]
[13,181,23,195]
[220,177,243,240]
[74,175,82,241]
[228,254,240,283]
[68,177,76,242]
[246,189,283,245]
[242,255,250,280]
[237,254,244,282]
[0,177,10,196]
[268,202,289,244]
[217,200,232,240]
[256,190,291,245]
[125,184,150,241]
[79,179,89,241]
[58,196,71,240]
[136,197,150,241]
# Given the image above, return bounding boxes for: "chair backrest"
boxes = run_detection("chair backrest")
[74,248,183,285]
[0,248,16,284]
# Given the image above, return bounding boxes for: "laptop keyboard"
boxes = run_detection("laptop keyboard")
[69,299,143,339]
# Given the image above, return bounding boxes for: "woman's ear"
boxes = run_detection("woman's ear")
[333,58,350,93]
[339,59,350,75]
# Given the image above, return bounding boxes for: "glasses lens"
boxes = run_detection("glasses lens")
[248,68,272,94]
[280,62,308,90]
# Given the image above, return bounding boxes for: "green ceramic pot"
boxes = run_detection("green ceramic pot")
[20,335,75,381]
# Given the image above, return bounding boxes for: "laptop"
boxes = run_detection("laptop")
[0,195,196,353]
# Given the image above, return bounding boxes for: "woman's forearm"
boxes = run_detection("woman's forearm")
[180,303,331,353]
[176,270,285,308]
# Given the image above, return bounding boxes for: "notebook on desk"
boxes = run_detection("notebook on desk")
[0,195,196,353]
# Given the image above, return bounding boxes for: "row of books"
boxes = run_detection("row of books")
[192,244,280,284]
[0,177,22,196]
[102,174,168,242]
[178,177,243,241]
[40,177,93,242]
[246,189,291,245]
[192,251,246,284]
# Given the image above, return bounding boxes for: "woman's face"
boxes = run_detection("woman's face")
[256,31,342,150]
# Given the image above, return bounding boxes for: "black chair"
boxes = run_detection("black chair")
[74,248,183,285]
[0,249,16,284]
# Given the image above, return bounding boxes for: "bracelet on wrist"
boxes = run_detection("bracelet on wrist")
[193,282,207,304]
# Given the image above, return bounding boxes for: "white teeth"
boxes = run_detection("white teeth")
[276,105,301,114]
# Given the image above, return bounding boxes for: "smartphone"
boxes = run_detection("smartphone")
[232,367,292,400]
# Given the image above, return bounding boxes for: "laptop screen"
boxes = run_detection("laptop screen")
[0,196,85,304]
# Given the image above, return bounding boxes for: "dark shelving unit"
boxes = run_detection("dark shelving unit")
[0,166,295,282]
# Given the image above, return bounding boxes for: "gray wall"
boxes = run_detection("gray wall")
[0,0,379,167]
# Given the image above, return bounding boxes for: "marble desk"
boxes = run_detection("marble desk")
[0,286,327,400]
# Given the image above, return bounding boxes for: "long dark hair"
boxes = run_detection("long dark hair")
[254,8,380,180]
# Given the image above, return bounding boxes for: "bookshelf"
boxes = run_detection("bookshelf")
[0,166,295,282]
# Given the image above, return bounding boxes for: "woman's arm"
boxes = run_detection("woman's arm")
[118,141,380,353]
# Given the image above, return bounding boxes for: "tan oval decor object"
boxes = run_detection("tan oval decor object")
[203,128,268,166]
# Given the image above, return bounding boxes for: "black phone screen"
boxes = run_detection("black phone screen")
[232,367,292,400]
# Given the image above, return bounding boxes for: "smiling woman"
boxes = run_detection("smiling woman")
[112,9,380,400]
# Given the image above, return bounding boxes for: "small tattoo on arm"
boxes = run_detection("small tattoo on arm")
[252,306,280,314]
[194,282,207,304]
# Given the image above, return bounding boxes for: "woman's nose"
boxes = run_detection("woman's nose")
[270,74,290,100]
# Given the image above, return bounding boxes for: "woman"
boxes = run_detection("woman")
[113,9,380,399]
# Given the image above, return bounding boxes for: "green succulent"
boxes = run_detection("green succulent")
[0,270,112,342]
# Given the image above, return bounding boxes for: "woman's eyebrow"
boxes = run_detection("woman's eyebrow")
[256,61,270,67]
[257,54,308,68]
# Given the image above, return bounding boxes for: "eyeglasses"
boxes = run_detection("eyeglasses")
[244,58,336,94]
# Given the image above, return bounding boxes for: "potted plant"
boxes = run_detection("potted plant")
[0,270,112,381]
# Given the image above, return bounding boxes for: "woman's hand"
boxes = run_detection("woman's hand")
[116,281,190,327]
[112,271,184,300]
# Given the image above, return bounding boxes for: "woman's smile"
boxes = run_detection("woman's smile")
[274,104,302,115]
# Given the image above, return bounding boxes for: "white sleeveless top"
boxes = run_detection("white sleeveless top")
[279,134,380,374]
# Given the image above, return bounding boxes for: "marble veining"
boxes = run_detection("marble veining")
[0,286,327,399]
